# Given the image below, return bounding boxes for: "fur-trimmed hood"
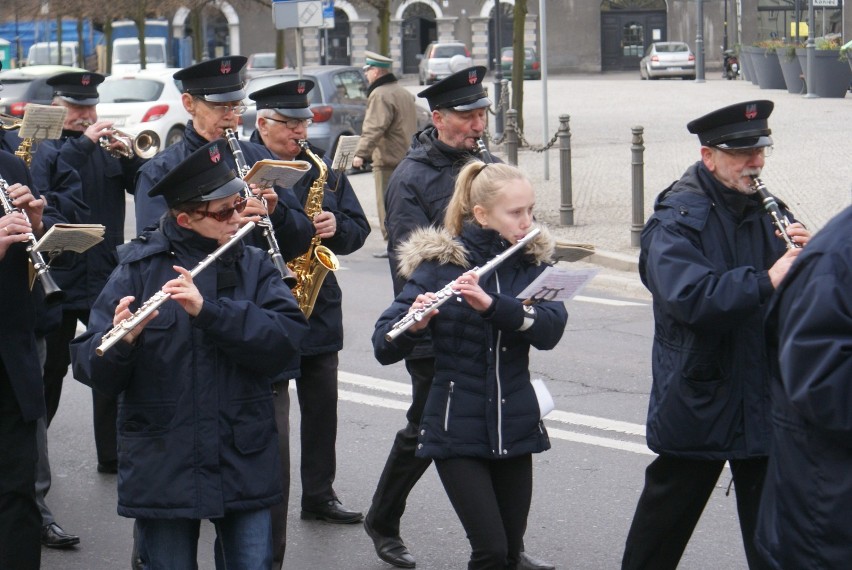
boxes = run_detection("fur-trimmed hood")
[396,224,556,280]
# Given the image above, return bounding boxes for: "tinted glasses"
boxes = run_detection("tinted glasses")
[193,198,248,222]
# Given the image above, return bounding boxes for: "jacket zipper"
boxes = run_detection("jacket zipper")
[444,381,454,431]
[495,270,504,455]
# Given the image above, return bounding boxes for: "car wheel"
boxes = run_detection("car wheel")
[165,126,184,148]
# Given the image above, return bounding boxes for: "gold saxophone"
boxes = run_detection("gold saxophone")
[287,141,339,318]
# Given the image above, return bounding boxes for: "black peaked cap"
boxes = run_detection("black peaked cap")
[687,100,774,149]
[47,72,106,106]
[148,139,244,208]
[417,66,490,112]
[173,56,248,103]
[249,79,315,120]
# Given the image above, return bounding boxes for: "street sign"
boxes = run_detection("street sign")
[272,0,324,30]
[812,0,838,6]
[321,0,336,30]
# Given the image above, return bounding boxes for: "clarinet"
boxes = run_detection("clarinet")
[223,129,295,285]
[0,176,64,303]
[385,228,541,342]
[750,176,801,250]
[476,138,493,164]
[96,222,256,356]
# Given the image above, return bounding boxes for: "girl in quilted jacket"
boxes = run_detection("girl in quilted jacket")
[374,160,568,569]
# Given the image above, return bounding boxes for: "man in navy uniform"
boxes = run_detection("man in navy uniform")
[249,78,370,568]
[621,101,811,570]
[365,66,554,570]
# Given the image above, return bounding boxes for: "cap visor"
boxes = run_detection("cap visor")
[450,97,492,112]
[198,177,246,202]
[273,107,314,120]
[203,89,248,103]
[58,95,99,106]
[716,135,773,150]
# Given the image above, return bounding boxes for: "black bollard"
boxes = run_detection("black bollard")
[505,109,518,166]
[631,126,645,247]
[558,114,574,226]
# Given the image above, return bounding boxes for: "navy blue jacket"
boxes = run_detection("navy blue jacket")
[30,131,143,311]
[134,121,314,263]
[755,205,852,569]
[250,132,370,355]
[70,216,309,519]
[639,162,792,460]
[0,151,63,422]
[374,224,567,460]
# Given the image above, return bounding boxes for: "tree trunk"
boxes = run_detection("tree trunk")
[76,17,85,68]
[55,15,63,65]
[276,29,286,69]
[512,0,527,133]
[378,1,390,56]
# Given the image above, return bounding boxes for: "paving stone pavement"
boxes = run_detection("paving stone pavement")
[349,72,850,296]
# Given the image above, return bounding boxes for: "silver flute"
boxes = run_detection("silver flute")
[385,227,541,342]
[96,221,256,356]
[750,176,801,250]
[223,128,294,285]
[0,176,64,303]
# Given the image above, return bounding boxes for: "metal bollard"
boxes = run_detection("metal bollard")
[505,109,518,166]
[558,114,574,226]
[631,126,645,248]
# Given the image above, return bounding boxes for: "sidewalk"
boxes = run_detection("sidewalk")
[354,73,850,297]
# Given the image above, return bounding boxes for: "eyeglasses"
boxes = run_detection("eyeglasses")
[198,99,248,116]
[193,198,247,222]
[718,146,773,158]
[264,116,313,129]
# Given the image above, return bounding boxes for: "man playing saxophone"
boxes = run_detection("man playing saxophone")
[248,79,370,567]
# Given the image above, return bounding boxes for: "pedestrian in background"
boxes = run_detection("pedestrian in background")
[351,50,417,258]
[621,100,811,570]
[373,159,567,568]
[755,204,852,569]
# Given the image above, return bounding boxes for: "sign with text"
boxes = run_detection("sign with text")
[272,0,324,30]
[812,0,838,7]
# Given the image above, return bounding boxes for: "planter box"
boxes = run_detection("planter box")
[778,53,805,94]
[740,46,759,85]
[797,48,852,98]
[848,50,852,74]
[751,49,787,90]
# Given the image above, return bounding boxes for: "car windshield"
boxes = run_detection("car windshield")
[432,45,466,58]
[656,43,688,53]
[251,54,276,68]
[113,43,166,64]
[99,79,165,103]
[246,76,321,104]
[0,80,33,99]
[28,45,75,66]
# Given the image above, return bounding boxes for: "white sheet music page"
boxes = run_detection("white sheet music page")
[331,135,360,171]
[19,104,67,140]
[516,266,600,303]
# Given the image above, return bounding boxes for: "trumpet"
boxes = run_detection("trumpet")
[81,122,160,159]
[0,112,23,130]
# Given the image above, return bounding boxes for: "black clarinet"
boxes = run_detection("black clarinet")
[750,176,801,250]
[476,138,493,164]
[223,129,296,286]
[0,176,64,303]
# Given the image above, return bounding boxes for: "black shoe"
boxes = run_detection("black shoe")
[97,461,118,474]
[41,523,80,549]
[373,250,389,259]
[517,551,555,570]
[363,518,416,568]
[300,499,364,524]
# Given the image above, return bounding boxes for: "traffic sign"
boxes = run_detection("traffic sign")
[272,0,324,30]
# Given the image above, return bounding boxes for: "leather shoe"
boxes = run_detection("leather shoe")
[300,498,363,524]
[517,550,555,570]
[41,523,80,548]
[373,250,389,259]
[363,518,415,568]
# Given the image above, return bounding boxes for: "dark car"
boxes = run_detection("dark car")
[500,47,541,80]
[0,65,87,118]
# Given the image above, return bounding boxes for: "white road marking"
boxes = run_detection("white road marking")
[574,295,647,307]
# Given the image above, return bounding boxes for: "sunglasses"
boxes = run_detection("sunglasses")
[264,116,313,129]
[193,198,248,222]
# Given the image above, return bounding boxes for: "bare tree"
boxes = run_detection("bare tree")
[351,0,391,55]
[511,0,527,132]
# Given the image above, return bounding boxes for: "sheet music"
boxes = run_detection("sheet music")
[331,135,360,171]
[243,159,312,189]
[34,223,105,255]
[19,104,67,140]
[516,266,600,303]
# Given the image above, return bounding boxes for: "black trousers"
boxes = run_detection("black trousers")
[435,455,532,570]
[366,357,434,537]
[621,455,770,570]
[295,352,340,508]
[43,309,117,465]
[270,381,290,569]
[0,361,41,570]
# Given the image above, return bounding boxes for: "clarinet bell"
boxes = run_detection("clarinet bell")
[29,264,65,305]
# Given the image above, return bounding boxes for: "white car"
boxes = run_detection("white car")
[97,68,190,153]
[418,42,474,86]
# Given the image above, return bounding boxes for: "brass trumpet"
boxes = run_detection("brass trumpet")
[0,112,23,130]
[81,122,160,159]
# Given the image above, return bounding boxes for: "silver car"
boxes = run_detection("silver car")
[639,42,696,80]
[418,42,474,86]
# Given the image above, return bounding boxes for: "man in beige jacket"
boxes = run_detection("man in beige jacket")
[352,51,417,257]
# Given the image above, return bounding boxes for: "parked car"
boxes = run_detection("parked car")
[418,42,473,86]
[245,52,276,80]
[500,47,541,80]
[639,41,696,80]
[240,65,368,157]
[97,68,191,152]
[0,65,87,119]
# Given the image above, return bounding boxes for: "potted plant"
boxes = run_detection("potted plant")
[797,36,852,98]
[778,44,805,94]
[751,40,787,90]
[739,44,760,85]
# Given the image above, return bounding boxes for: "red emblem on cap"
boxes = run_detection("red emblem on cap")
[220,60,232,75]
[744,104,758,120]
[81,74,91,86]
[468,70,477,85]
[297,82,306,94]
[209,146,221,163]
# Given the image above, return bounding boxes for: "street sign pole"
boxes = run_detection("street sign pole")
[272,0,324,79]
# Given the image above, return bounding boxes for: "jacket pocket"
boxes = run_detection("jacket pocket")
[444,381,454,431]
[233,418,276,455]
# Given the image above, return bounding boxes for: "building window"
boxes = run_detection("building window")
[601,0,666,11]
